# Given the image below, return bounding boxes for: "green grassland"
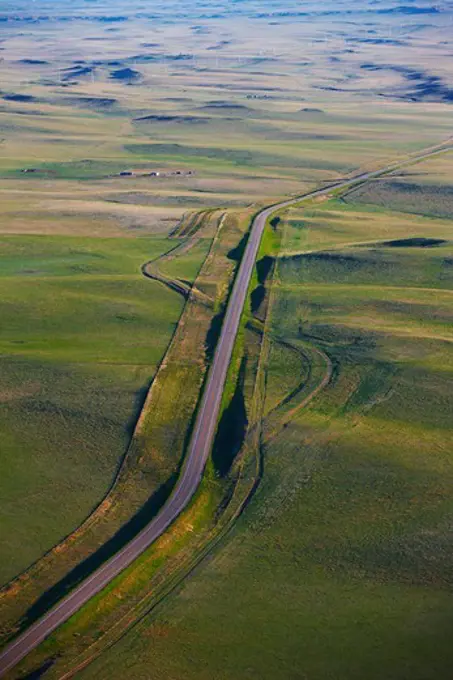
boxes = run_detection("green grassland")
[345,153,453,220]
[158,237,214,284]
[280,195,453,255]
[76,157,453,680]
[0,235,188,584]
[1,2,453,677]
[0,208,256,655]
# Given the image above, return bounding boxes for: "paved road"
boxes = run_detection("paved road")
[0,141,451,677]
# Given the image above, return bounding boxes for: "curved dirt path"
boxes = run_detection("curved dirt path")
[263,342,333,444]
[141,236,214,306]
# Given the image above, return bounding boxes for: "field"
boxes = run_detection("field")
[0,0,453,678]
[346,152,453,220]
[0,235,187,585]
[74,151,453,680]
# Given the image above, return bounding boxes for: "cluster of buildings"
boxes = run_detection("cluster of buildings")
[118,169,194,178]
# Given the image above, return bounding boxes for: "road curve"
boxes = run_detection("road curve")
[0,141,451,677]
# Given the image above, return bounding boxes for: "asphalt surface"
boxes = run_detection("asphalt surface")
[0,141,451,677]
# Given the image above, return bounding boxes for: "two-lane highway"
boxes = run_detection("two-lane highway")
[1,140,451,677]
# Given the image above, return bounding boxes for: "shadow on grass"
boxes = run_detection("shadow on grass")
[21,471,178,633]
[251,285,265,315]
[251,255,275,316]
[256,255,274,284]
[205,309,225,363]
[207,230,255,360]
[381,237,448,248]
[20,658,56,679]
[227,232,249,262]
[212,357,248,478]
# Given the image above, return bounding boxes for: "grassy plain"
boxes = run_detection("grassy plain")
[0,235,186,585]
[346,152,453,220]
[1,0,453,677]
[75,152,453,680]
